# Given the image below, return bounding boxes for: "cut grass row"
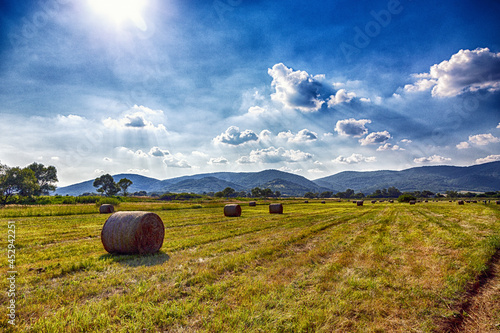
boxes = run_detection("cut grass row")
[1,202,499,332]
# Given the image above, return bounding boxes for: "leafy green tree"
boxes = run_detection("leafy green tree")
[319,191,333,198]
[398,193,417,203]
[0,164,39,205]
[261,188,274,198]
[26,162,58,195]
[117,178,133,196]
[93,174,120,196]
[387,186,402,198]
[275,191,281,198]
[251,187,262,198]
[304,192,317,199]
[221,187,236,198]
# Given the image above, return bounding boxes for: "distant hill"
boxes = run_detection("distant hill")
[313,161,500,193]
[55,162,500,196]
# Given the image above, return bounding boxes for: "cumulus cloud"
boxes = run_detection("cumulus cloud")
[335,118,371,137]
[468,133,500,145]
[118,147,149,158]
[103,105,166,131]
[376,143,404,151]
[278,166,303,173]
[213,126,259,145]
[400,139,412,144]
[149,147,170,157]
[327,89,356,107]
[237,146,313,164]
[497,123,500,129]
[456,141,471,149]
[163,155,191,168]
[414,155,451,164]
[208,157,229,165]
[359,131,391,146]
[248,106,266,115]
[277,129,318,143]
[475,154,500,164]
[332,153,376,164]
[268,63,325,112]
[56,114,86,126]
[404,48,500,97]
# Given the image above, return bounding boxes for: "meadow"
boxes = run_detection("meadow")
[1,200,499,332]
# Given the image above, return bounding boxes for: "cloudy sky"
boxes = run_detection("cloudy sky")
[1,0,499,186]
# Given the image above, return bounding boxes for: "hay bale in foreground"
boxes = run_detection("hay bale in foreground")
[458,200,464,205]
[357,201,363,206]
[249,201,257,207]
[269,203,283,214]
[224,204,242,217]
[101,211,164,255]
[497,200,500,205]
[99,204,114,214]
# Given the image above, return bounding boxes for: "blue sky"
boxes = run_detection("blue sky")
[1,0,499,186]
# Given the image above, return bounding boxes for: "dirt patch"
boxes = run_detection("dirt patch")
[438,251,500,332]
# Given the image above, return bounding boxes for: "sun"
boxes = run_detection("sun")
[88,0,148,31]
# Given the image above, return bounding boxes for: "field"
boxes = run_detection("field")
[1,200,500,332]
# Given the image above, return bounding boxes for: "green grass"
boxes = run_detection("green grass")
[1,201,499,332]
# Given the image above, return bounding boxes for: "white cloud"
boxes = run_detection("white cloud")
[360,97,371,103]
[277,129,318,143]
[400,139,412,144]
[497,123,500,129]
[248,106,266,115]
[103,157,113,162]
[327,89,356,107]
[213,126,259,145]
[127,169,149,173]
[118,147,149,158]
[334,118,371,137]
[208,157,229,165]
[56,114,86,126]
[192,151,209,158]
[268,63,325,112]
[238,146,313,164]
[278,166,303,173]
[475,154,500,164]
[468,133,500,146]
[94,169,105,174]
[51,156,60,161]
[456,141,470,149]
[359,131,391,146]
[404,48,500,97]
[163,156,191,168]
[258,129,272,142]
[414,155,451,164]
[103,105,166,131]
[332,153,376,164]
[307,168,323,173]
[149,147,170,157]
[376,143,404,151]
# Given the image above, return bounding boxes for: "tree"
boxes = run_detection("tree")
[117,178,133,197]
[387,186,402,198]
[398,193,416,203]
[221,187,236,198]
[93,174,120,196]
[26,162,58,195]
[261,188,274,198]
[0,164,39,205]
[319,191,333,198]
[304,192,317,199]
[251,187,262,198]
[275,191,281,198]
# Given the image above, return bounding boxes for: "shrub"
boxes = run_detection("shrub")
[398,193,417,203]
[96,197,121,207]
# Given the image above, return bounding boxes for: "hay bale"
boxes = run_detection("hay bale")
[496,200,500,205]
[99,204,114,214]
[321,201,326,204]
[269,203,283,214]
[389,200,394,203]
[101,211,164,255]
[371,200,376,204]
[357,201,363,206]
[458,200,464,205]
[249,201,257,207]
[224,204,242,217]
[304,200,309,203]
[409,200,416,205]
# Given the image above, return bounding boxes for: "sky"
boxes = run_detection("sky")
[1,0,499,186]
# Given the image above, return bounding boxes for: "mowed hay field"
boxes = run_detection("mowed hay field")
[1,201,500,332]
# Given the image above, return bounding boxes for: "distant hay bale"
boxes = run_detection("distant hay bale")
[353,201,357,204]
[371,200,376,204]
[389,200,394,203]
[357,201,363,206]
[458,200,464,205]
[101,211,164,255]
[249,201,257,207]
[472,200,478,203]
[99,204,114,214]
[321,201,326,204]
[224,204,242,217]
[496,200,500,205]
[304,200,309,203]
[409,200,416,205]
[269,203,283,214]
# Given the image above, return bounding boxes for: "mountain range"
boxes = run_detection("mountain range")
[55,161,500,196]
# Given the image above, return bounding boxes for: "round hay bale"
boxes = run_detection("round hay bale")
[409,200,416,205]
[357,200,364,206]
[458,200,464,205]
[249,201,257,207]
[99,204,114,214]
[496,200,500,205]
[269,203,283,214]
[371,200,376,204]
[472,200,478,203]
[389,200,394,203]
[224,204,242,217]
[321,200,326,204]
[304,200,309,203]
[101,211,164,255]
